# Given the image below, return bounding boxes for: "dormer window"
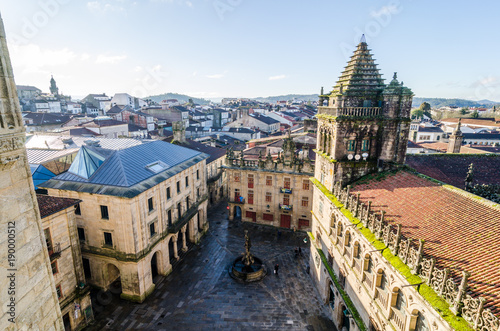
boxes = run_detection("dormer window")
[361,139,370,151]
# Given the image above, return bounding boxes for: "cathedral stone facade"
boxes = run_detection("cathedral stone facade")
[0,14,64,331]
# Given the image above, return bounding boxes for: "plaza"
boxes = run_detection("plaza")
[87,202,336,330]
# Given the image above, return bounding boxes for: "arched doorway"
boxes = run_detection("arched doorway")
[107,263,121,295]
[234,206,241,220]
[151,251,160,283]
[169,236,176,265]
[328,282,335,310]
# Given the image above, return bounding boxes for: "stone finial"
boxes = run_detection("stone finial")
[393,72,397,80]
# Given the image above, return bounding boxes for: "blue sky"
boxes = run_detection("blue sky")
[1,0,499,101]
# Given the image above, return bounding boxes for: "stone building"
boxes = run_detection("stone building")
[309,38,500,331]
[0,14,64,330]
[41,140,209,303]
[224,132,314,231]
[37,195,93,330]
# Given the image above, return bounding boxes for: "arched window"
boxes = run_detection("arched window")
[395,289,406,311]
[344,230,351,247]
[415,312,429,331]
[353,241,360,258]
[378,270,388,291]
[337,221,343,237]
[375,270,389,309]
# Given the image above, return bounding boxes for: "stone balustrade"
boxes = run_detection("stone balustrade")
[318,106,381,117]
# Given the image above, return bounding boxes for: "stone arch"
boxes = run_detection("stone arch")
[337,220,343,237]
[168,233,179,264]
[150,250,162,283]
[105,263,122,294]
[409,308,429,331]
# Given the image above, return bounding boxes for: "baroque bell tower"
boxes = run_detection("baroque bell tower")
[0,13,64,330]
[316,36,413,189]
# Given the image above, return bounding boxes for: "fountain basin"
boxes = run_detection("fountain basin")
[229,256,267,282]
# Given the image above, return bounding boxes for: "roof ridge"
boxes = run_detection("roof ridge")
[113,150,129,186]
[442,184,500,210]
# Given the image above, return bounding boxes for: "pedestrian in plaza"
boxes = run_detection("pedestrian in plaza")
[274,264,279,275]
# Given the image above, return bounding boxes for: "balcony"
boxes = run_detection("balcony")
[279,203,293,211]
[280,188,292,194]
[318,106,381,117]
[375,288,389,310]
[168,194,207,234]
[48,242,61,261]
[230,196,245,204]
[390,307,406,331]
[363,271,373,290]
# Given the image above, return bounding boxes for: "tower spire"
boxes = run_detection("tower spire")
[360,34,366,44]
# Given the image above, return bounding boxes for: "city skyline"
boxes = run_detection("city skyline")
[1,0,499,101]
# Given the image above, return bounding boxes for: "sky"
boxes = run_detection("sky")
[1,0,499,102]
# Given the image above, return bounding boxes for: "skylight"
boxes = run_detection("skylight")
[146,161,169,173]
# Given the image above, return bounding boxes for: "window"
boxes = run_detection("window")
[197,188,200,199]
[167,187,171,199]
[301,197,309,207]
[395,289,406,311]
[234,173,240,182]
[148,197,154,212]
[77,227,86,242]
[298,219,309,229]
[197,169,199,180]
[186,196,190,209]
[149,222,156,237]
[415,312,429,331]
[104,232,113,247]
[283,194,290,205]
[75,204,81,215]
[56,285,62,299]
[167,209,172,225]
[284,177,291,189]
[44,228,53,253]
[82,258,91,279]
[100,205,109,219]
[265,192,272,202]
[177,181,181,193]
[234,189,240,201]
[302,180,310,190]
[378,270,388,291]
[51,261,58,274]
[248,190,254,204]
[177,202,182,220]
[347,139,356,152]
[361,139,370,151]
[263,213,273,221]
[266,176,272,186]
[248,174,254,188]
[319,201,324,215]
[185,176,189,187]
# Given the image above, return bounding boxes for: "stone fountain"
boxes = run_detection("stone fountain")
[229,230,267,282]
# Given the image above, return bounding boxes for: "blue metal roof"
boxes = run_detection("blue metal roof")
[30,164,56,190]
[54,140,204,187]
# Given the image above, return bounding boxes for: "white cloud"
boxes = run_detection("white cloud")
[9,44,77,75]
[80,53,91,61]
[87,1,127,14]
[268,74,286,81]
[96,54,127,64]
[206,73,224,79]
[370,4,400,18]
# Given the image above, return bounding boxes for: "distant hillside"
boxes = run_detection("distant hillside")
[412,97,500,109]
[253,94,318,103]
[146,93,211,105]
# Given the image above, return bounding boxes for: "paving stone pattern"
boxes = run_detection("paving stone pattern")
[87,202,336,330]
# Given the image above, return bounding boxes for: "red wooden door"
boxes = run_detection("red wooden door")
[246,211,257,222]
[280,214,291,228]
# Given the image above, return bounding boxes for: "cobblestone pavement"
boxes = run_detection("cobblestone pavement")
[87,202,336,330]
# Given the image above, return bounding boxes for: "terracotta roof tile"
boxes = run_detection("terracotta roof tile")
[351,171,500,316]
[37,195,81,219]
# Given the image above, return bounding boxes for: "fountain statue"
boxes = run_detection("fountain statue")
[229,230,267,282]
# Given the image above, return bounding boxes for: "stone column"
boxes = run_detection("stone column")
[0,13,64,330]
[173,235,179,260]
[181,226,188,252]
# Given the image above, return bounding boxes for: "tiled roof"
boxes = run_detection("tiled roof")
[441,117,500,128]
[463,133,500,140]
[406,154,500,187]
[27,148,79,164]
[180,139,226,164]
[351,170,500,315]
[37,194,81,218]
[25,135,150,150]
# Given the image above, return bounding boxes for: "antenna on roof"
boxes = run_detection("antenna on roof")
[360,34,366,44]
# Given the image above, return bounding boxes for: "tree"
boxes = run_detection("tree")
[460,108,468,115]
[471,110,479,118]
[411,109,424,119]
[419,102,431,111]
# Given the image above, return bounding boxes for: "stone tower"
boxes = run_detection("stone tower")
[49,75,59,96]
[316,36,413,189]
[447,118,463,153]
[0,14,64,330]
